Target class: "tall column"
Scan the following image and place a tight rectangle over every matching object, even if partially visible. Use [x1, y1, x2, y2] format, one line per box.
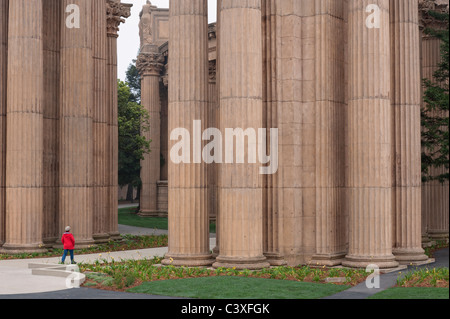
[1, 0, 46, 253]
[0, 0, 8, 247]
[106, 0, 131, 240]
[311, 0, 347, 266]
[137, 51, 164, 217]
[343, 0, 398, 269]
[262, 0, 285, 266]
[213, 0, 270, 270]
[92, 0, 110, 244]
[42, 0, 61, 247]
[59, 0, 95, 248]
[390, 0, 428, 263]
[162, 0, 214, 267]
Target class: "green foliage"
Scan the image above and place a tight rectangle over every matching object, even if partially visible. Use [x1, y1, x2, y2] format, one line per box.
[118, 79, 151, 188]
[421, 10, 449, 183]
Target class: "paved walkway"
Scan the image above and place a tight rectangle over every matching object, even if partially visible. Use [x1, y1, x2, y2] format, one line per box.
[0, 222, 447, 299]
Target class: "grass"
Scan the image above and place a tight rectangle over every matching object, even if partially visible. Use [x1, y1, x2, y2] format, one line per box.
[127, 276, 350, 299]
[368, 287, 449, 299]
[119, 206, 217, 233]
[80, 257, 370, 295]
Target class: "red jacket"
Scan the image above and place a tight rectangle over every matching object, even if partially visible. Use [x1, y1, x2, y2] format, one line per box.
[61, 232, 75, 250]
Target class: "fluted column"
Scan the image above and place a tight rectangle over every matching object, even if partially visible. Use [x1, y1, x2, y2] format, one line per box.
[343, 0, 398, 269]
[92, 0, 110, 243]
[42, 0, 61, 247]
[0, 0, 8, 248]
[1, 0, 46, 253]
[213, 0, 270, 270]
[59, 0, 95, 248]
[311, 0, 347, 266]
[390, 0, 428, 263]
[137, 51, 164, 217]
[261, 0, 285, 266]
[106, 0, 131, 240]
[162, 0, 214, 267]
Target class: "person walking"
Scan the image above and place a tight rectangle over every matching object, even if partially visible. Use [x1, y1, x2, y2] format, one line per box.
[61, 226, 76, 264]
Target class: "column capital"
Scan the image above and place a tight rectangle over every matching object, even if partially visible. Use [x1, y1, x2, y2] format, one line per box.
[106, 0, 132, 38]
[136, 52, 164, 76]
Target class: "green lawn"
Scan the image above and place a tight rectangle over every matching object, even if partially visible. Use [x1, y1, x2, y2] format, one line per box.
[368, 287, 449, 299]
[127, 276, 351, 299]
[118, 207, 216, 233]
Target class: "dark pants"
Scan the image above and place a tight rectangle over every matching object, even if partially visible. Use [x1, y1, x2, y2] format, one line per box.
[62, 249, 74, 263]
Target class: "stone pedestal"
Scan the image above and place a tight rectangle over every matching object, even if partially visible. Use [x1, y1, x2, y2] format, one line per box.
[390, 0, 428, 264]
[162, 0, 214, 267]
[1, 0, 46, 254]
[137, 51, 164, 218]
[343, 0, 398, 269]
[212, 0, 270, 270]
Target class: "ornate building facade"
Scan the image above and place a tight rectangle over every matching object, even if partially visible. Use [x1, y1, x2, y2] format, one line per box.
[0, 0, 131, 253]
[138, 0, 449, 269]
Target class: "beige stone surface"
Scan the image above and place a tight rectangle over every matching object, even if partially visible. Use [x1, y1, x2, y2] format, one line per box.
[162, 0, 214, 267]
[0, 0, 7, 247]
[213, 0, 270, 270]
[343, 0, 398, 269]
[59, 0, 95, 248]
[390, 0, 428, 264]
[2, 0, 46, 253]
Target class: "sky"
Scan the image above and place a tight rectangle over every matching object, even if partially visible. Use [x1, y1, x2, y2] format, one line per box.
[117, 0, 217, 81]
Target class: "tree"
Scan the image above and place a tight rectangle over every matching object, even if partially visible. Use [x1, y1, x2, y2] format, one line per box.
[421, 10, 449, 183]
[118, 79, 151, 201]
[125, 60, 141, 104]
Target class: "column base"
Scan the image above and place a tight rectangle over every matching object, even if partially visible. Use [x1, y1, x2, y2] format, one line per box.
[393, 247, 429, 265]
[162, 253, 215, 267]
[342, 254, 399, 269]
[0, 243, 47, 255]
[213, 255, 270, 270]
[42, 237, 58, 249]
[309, 252, 347, 267]
[93, 233, 111, 244]
[108, 231, 122, 241]
[53, 238, 96, 250]
[138, 210, 167, 218]
[264, 252, 287, 266]
[428, 231, 449, 242]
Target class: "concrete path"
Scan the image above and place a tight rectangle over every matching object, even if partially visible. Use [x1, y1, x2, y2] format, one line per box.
[324, 248, 449, 299]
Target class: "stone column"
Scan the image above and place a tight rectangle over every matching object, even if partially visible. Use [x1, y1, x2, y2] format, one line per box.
[311, 0, 347, 266]
[343, 0, 398, 269]
[1, 0, 46, 253]
[0, 0, 8, 247]
[213, 0, 270, 270]
[390, 0, 428, 263]
[42, 0, 61, 247]
[162, 0, 214, 267]
[59, 0, 95, 248]
[92, 0, 110, 243]
[106, 0, 131, 240]
[137, 51, 164, 217]
[261, 0, 285, 266]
